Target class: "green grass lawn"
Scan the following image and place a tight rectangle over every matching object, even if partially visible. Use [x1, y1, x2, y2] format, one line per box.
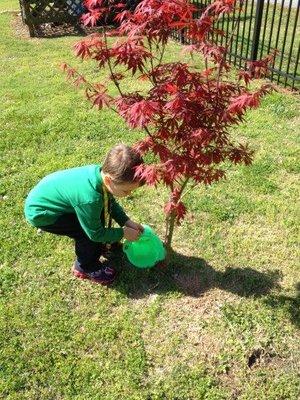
[1, 3, 300, 399]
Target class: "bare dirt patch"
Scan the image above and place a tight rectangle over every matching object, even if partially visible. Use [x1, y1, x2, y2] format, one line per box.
[11, 14, 30, 39]
[138, 289, 237, 383]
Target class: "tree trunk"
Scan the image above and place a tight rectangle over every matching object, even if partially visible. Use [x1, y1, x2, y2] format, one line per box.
[163, 178, 190, 252]
[164, 211, 176, 251]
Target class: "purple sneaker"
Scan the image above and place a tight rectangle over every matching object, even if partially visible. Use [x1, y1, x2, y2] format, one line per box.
[72, 265, 116, 285]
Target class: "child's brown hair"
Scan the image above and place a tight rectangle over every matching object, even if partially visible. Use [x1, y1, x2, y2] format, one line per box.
[102, 144, 144, 184]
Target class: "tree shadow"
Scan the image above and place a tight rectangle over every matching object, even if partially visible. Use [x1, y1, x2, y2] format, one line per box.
[34, 231, 298, 328]
[263, 282, 300, 328]
[111, 248, 282, 300]
[108, 248, 300, 328]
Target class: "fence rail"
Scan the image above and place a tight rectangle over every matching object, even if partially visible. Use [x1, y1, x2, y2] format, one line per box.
[174, 0, 300, 90]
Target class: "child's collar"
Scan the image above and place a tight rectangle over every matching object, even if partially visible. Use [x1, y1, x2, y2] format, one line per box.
[100, 169, 110, 194]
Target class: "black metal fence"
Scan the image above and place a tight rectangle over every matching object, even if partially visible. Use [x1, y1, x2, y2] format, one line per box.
[173, 0, 300, 90]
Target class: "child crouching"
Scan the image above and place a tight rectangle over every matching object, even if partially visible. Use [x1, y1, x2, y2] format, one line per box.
[24, 144, 144, 285]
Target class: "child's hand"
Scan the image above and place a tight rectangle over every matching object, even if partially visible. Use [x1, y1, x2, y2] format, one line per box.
[124, 219, 144, 233]
[123, 226, 141, 241]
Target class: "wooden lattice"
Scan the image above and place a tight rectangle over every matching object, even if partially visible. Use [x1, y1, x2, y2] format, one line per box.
[19, 0, 140, 37]
[19, 0, 86, 36]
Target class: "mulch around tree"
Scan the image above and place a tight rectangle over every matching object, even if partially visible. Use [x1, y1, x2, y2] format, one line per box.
[11, 13, 103, 39]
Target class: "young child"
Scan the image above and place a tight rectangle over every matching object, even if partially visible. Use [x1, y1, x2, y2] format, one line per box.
[24, 144, 144, 285]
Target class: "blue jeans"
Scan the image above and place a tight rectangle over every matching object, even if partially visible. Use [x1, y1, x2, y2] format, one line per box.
[40, 213, 105, 272]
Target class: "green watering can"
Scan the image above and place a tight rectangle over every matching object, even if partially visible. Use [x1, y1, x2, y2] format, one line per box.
[123, 224, 166, 268]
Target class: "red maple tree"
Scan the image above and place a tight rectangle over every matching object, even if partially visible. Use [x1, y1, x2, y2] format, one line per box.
[62, 0, 275, 249]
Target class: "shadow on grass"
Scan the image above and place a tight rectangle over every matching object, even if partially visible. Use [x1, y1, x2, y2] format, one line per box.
[113, 248, 281, 298]
[112, 249, 300, 327]
[263, 282, 300, 328]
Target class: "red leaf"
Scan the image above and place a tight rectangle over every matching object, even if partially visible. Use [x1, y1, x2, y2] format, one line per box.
[238, 70, 252, 85]
[152, 143, 172, 162]
[200, 67, 216, 78]
[247, 52, 277, 79]
[169, 21, 189, 29]
[114, 2, 126, 9]
[164, 83, 178, 94]
[228, 144, 254, 165]
[209, 0, 236, 15]
[191, 129, 214, 146]
[94, 47, 114, 68]
[84, 0, 104, 7]
[162, 159, 182, 183]
[119, 0, 195, 44]
[109, 73, 125, 81]
[86, 86, 112, 109]
[116, 98, 160, 128]
[134, 164, 160, 186]
[60, 62, 68, 71]
[114, 9, 132, 23]
[188, 16, 214, 41]
[227, 92, 261, 114]
[156, 128, 170, 140]
[65, 67, 76, 79]
[113, 40, 152, 75]
[165, 93, 187, 116]
[81, 9, 102, 26]
[73, 76, 87, 87]
[74, 40, 92, 59]
[164, 200, 187, 224]
[133, 137, 154, 155]
[138, 73, 149, 81]
[61, 63, 84, 86]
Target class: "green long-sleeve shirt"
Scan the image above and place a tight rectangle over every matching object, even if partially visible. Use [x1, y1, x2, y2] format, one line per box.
[24, 165, 129, 243]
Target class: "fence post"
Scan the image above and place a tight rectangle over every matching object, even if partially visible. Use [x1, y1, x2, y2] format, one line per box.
[250, 0, 264, 61]
[19, 0, 35, 37]
[180, 29, 185, 44]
